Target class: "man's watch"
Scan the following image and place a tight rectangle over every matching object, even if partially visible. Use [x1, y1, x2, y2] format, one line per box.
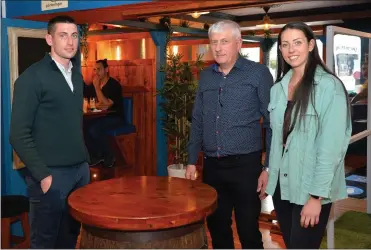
[262, 166, 269, 172]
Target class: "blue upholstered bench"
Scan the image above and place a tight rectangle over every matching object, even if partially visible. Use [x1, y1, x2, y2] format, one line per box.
[107, 97, 137, 168]
[107, 97, 136, 136]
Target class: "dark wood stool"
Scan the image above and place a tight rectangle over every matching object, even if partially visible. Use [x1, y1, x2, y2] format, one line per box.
[1, 195, 30, 249]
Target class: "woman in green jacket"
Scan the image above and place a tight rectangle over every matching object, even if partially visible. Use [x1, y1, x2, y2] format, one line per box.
[265, 22, 352, 249]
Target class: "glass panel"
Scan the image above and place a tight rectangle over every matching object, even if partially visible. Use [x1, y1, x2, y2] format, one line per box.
[268, 42, 278, 80]
[325, 26, 370, 218]
[240, 47, 260, 63]
[317, 39, 324, 61]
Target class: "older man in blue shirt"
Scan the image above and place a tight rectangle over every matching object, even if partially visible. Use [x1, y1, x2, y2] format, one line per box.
[186, 20, 273, 249]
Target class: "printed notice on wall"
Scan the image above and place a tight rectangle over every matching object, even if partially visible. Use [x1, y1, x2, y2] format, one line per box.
[42, 0, 68, 11]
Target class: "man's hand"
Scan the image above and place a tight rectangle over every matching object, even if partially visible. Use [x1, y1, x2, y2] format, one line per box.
[185, 165, 197, 180]
[257, 170, 268, 200]
[92, 76, 100, 88]
[300, 197, 322, 228]
[40, 175, 52, 194]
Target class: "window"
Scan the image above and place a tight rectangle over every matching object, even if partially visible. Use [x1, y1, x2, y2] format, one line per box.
[240, 47, 261, 63]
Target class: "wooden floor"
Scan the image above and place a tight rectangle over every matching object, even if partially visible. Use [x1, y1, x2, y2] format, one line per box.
[80, 156, 367, 249]
[75, 197, 366, 249]
[205, 218, 285, 249]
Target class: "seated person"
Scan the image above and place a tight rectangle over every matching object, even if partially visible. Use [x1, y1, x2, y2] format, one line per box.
[84, 59, 124, 168]
[351, 60, 368, 104]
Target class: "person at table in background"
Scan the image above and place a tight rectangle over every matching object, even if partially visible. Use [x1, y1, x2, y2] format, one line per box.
[351, 58, 368, 104]
[84, 59, 124, 168]
[265, 22, 352, 249]
[185, 20, 273, 249]
[9, 15, 90, 249]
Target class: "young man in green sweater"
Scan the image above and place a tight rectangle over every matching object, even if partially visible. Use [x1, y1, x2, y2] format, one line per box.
[10, 15, 90, 249]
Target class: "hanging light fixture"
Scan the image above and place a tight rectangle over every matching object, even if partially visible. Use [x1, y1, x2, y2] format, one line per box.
[190, 11, 209, 19]
[256, 6, 275, 30]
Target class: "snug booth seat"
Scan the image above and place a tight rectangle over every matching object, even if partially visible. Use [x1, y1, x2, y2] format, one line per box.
[107, 97, 137, 169]
[107, 97, 136, 136]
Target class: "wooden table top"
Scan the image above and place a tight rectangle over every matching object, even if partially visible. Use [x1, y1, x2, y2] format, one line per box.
[83, 110, 113, 118]
[68, 176, 217, 231]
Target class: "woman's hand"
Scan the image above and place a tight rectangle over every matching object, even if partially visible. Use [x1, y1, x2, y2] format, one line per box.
[300, 197, 322, 228]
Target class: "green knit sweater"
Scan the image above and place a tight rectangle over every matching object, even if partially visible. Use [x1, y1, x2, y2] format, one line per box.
[10, 54, 89, 182]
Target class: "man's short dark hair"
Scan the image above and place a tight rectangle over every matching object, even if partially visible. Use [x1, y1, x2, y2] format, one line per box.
[47, 15, 76, 34]
[96, 59, 109, 68]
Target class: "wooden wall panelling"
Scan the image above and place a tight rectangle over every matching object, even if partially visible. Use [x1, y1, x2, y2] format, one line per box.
[144, 64, 156, 176]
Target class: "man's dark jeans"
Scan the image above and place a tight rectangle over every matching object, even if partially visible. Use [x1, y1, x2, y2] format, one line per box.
[22, 162, 90, 249]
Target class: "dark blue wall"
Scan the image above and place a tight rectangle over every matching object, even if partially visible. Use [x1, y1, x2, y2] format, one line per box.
[1, 18, 49, 196]
[6, 1, 152, 18]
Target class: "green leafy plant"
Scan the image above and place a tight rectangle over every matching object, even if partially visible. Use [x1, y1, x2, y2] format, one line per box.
[159, 16, 173, 57]
[79, 23, 89, 66]
[157, 53, 204, 167]
[239, 51, 249, 58]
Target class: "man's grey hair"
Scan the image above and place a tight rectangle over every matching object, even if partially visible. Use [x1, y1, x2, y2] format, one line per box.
[208, 20, 242, 39]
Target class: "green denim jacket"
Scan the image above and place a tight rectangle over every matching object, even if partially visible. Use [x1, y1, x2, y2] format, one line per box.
[265, 66, 352, 205]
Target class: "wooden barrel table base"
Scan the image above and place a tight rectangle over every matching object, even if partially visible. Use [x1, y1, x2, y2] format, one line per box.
[68, 176, 217, 249]
[80, 221, 208, 249]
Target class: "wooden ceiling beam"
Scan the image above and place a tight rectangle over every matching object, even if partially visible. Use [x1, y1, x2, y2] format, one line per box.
[18, 0, 295, 24]
[101, 20, 163, 30]
[168, 14, 229, 25]
[87, 32, 152, 42]
[239, 10, 371, 27]
[88, 28, 146, 36]
[169, 38, 209, 46]
[241, 25, 324, 36]
[236, 3, 371, 22]
[167, 11, 237, 24]
[120, 0, 296, 18]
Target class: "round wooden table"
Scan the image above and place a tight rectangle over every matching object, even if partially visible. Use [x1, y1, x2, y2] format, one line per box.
[68, 176, 217, 249]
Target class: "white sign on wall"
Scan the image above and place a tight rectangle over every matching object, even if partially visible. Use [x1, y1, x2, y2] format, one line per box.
[333, 34, 361, 92]
[41, 0, 68, 11]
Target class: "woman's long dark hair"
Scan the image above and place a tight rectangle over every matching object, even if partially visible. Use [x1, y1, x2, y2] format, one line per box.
[276, 22, 350, 131]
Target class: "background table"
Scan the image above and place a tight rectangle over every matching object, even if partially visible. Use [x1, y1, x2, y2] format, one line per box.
[68, 176, 217, 249]
[83, 110, 114, 119]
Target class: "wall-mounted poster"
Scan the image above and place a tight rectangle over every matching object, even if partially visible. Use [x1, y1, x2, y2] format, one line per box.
[333, 34, 361, 92]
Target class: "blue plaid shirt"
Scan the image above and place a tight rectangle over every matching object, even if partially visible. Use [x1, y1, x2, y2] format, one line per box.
[188, 56, 273, 167]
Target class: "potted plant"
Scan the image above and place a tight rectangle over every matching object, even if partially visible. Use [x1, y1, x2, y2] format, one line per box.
[157, 53, 204, 178]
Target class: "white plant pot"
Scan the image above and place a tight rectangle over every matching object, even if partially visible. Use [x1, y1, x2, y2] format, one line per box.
[167, 164, 186, 179]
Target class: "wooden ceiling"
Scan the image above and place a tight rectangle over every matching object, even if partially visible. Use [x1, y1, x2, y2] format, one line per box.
[19, 1, 294, 24]
[18, 0, 371, 38]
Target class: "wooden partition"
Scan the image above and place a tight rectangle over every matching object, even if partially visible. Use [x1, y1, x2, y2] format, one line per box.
[82, 59, 156, 176]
